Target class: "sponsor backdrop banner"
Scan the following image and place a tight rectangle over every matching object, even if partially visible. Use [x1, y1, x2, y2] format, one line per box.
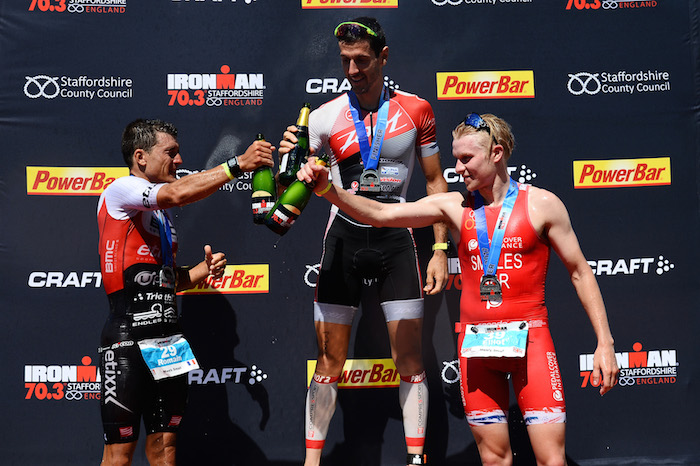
[1, 1, 698, 465]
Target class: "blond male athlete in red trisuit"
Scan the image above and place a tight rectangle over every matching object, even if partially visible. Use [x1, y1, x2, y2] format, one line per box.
[298, 113, 618, 466]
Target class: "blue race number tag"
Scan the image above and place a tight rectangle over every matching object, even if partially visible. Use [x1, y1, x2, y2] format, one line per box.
[460, 321, 528, 358]
[137, 334, 199, 380]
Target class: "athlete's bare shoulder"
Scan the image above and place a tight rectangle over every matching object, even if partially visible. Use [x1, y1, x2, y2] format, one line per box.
[526, 185, 571, 235]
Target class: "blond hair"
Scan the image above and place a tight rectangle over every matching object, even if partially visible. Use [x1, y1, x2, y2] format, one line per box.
[452, 113, 515, 161]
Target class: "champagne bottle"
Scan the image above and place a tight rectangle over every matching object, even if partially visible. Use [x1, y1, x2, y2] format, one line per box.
[264, 153, 329, 236]
[278, 103, 311, 187]
[251, 133, 277, 224]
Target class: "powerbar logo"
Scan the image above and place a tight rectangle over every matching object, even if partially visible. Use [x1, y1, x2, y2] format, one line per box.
[580, 342, 678, 388]
[567, 70, 669, 96]
[25, 356, 101, 401]
[167, 65, 264, 108]
[573, 157, 670, 188]
[302, 0, 398, 8]
[307, 358, 401, 388]
[178, 264, 269, 295]
[565, 0, 657, 10]
[188, 365, 268, 386]
[27, 167, 128, 195]
[28, 0, 127, 14]
[437, 71, 534, 100]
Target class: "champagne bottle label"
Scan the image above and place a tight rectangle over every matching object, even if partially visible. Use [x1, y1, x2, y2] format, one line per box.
[265, 203, 300, 235]
[251, 133, 276, 224]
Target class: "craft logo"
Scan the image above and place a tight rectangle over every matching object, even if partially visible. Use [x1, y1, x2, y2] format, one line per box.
[307, 359, 401, 388]
[580, 341, 678, 389]
[431, 0, 533, 5]
[25, 356, 101, 401]
[437, 71, 534, 100]
[167, 65, 264, 108]
[188, 365, 268, 386]
[567, 70, 670, 96]
[573, 157, 670, 188]
[24, 75, 133, 100]
[588, 255, 674, 276]
[444, 164, 537, 185]
[565, 0, 657, 10]
[178, 264, 269, 295]
[27, 167, 128, 195]
[28, 0, 127, 14]
[28, 271, 102, 288]
[302, 0, 398, 9]
[306, 75, 400, 95]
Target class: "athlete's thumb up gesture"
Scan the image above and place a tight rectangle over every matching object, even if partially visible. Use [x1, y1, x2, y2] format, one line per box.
[204, 245, 227, 279]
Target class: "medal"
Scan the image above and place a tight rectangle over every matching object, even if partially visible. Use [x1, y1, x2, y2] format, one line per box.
[479, 275, 502, 301]
[159, 265, 176, 289]
[359, 168, 381, 193]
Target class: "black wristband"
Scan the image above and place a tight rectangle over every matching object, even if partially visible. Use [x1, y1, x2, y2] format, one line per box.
[226, 155, 244, 179]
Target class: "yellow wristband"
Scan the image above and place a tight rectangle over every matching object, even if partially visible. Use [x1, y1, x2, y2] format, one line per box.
[315, 182, 332, 197]
[432, 242, 448, 251]
[221, 161, 234, 180]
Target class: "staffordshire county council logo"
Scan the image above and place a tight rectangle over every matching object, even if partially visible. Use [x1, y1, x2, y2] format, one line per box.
[302, 0, 398, 8]
[24, 75, 133, 100]
[567, 70, 670, 96]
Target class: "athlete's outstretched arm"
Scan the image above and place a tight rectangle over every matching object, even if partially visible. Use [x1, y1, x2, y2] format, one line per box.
[297, 158, 459, 231]
[536, 189, 619, 395]
[157, 140, 274, 209]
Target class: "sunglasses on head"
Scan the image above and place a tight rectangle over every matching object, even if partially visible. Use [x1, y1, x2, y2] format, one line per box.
[334, 21, 378, 38]
[464, 113, 491, 134]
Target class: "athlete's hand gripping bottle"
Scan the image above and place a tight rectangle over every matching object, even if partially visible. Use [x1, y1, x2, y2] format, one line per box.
[278, 103, 311, 187]
[264, 153, 329, 236]
[251, 133, 277, 224]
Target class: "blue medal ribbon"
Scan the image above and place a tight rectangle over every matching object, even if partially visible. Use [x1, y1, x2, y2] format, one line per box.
[474, 178, 519, 277]
[347, 86, 390, 170]
[156, 210, 174, 267]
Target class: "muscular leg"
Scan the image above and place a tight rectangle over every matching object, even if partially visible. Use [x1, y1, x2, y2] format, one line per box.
[304, 321, 352, 466]
[144, 432, 177, 466]
[470, 424, 513, 466]
[526, 423, 567, 466]
[101, 442, 137, 466]
[387, 318, 428, 458]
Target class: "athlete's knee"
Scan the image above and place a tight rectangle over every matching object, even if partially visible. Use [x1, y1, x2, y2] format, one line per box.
[101, 443, 136, 466]
[315, 351, 347, 375]
[145, 433, 177, 466]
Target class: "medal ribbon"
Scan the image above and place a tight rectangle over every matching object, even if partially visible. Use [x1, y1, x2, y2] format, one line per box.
[347, 86, 390, 170]
[474, 178, 519, 277]
[156, 210, 174, 267]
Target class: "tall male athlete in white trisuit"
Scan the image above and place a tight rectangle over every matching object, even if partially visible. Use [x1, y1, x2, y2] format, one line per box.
[279, 17, 448, 466]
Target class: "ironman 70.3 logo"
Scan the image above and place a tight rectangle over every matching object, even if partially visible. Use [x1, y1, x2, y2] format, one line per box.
[24, 356, 101, 401]
[167, 65, 265, 108]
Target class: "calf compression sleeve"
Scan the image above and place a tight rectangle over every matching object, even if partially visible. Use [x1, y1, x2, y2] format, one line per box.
[305, 375, 339, 450]
[399, 371, 428, 449]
